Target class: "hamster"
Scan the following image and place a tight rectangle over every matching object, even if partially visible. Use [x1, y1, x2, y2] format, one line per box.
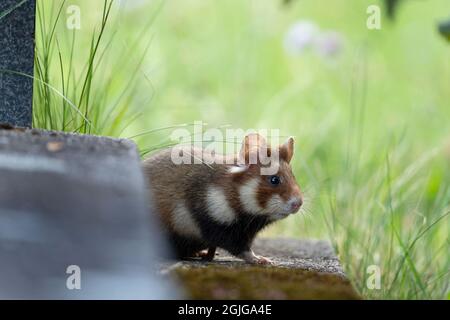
[142, 133, 303, 264]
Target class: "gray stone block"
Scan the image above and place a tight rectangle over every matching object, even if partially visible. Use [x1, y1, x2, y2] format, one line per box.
[0, 128, 177, 299]
[0, 0, 36, 127]
[163, 238, 361, 299]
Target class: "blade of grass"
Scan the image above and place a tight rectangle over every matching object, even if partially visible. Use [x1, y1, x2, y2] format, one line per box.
[385, 154, 429, 298]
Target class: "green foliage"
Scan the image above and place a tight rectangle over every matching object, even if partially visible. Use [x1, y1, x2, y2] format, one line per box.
[33, 0, 449, 299]
[33, 0, 157, 135]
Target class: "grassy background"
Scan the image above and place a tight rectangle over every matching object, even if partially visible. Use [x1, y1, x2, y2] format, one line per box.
[32, 0, 449, 299]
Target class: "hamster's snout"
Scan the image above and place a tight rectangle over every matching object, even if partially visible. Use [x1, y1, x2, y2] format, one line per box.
[287, 197, 303, 213]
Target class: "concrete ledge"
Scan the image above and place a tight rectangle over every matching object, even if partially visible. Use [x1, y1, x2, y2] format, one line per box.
[162, 238, 361, 300]
[0, 127, 176, 299]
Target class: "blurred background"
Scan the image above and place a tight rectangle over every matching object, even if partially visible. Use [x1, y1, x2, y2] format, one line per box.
[33, 0, 449, 299]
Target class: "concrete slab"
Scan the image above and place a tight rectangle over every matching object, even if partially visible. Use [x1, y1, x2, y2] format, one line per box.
[0, 128, 177, 299]
[162, 238, 361, 299]
[0, 0, 36, 127]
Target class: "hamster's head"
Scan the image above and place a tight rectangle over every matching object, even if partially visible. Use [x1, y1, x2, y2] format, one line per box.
[229, 133, 303, 220]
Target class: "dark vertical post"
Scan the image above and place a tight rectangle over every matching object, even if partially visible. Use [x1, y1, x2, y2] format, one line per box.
[0, 0, 36, 128]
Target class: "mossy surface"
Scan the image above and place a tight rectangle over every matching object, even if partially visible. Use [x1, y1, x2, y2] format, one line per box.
[162, 238, 361, 299]
[174, 265, 361, 300]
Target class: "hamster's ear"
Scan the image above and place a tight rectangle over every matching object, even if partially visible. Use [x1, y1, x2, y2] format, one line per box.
[239, 133, 270, 165]
[279, 137, 294, 163]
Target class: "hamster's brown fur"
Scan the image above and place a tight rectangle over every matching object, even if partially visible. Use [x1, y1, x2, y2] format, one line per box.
[142, 133, 303, 264]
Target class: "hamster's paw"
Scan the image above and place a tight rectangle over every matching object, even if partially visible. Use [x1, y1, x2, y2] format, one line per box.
[254, 255, 274, 265]
[195, 247, 217, 261]
[238, 250, 274, 265]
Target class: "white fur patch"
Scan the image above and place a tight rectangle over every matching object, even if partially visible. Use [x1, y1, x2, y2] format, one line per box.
[265, 194, 285, 214]
[206, 186, 236, 224]
[171, 202, 202, 239]
[239, 178, 264, 214]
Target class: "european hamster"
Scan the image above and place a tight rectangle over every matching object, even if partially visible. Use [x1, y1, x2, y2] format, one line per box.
[142, 133, 303, 264]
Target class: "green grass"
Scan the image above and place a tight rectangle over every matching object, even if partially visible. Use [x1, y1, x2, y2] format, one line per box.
[32, 0, 449, 299]
[33, 0, 159, 135]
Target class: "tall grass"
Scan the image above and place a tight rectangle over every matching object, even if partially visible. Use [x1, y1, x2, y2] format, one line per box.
[33, 0, 156, 136]
[33, 0, 449, 299]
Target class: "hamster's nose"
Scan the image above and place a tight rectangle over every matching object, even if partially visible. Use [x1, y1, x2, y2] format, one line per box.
[288, 198, 303, 213]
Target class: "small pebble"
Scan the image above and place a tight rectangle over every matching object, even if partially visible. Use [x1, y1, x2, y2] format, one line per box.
[46, 141, 64, 152]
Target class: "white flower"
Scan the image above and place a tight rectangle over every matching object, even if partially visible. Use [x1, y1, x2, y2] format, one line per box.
[314, 31, 343, 57]
[283, 21, 318, 55]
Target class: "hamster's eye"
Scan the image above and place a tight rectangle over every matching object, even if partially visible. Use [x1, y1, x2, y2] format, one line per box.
[269, 175, 281, 186]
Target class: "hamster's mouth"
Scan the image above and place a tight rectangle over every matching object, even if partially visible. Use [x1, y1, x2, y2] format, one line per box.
[271, 212, 292, 220]
[271, 206, 302, 220]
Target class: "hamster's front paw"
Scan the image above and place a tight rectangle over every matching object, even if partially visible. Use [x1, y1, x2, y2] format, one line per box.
[253, 255, 274, 265]
[238, 250, 274, 265]
[195, 247, 217, 261]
